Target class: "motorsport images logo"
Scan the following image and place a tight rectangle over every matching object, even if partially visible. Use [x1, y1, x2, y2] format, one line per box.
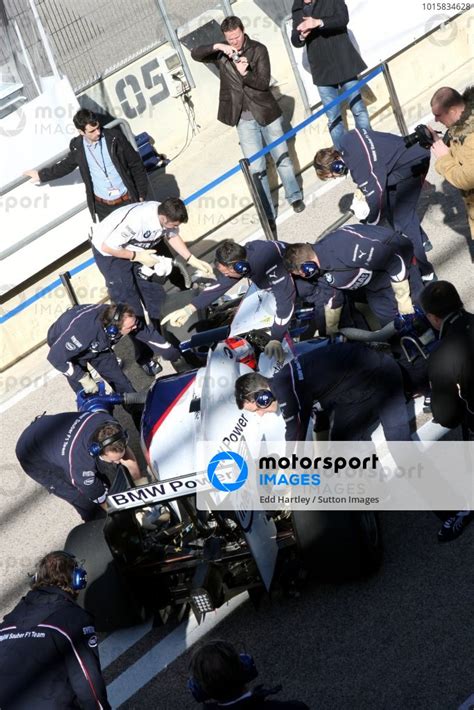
[207, 451, 249, 492]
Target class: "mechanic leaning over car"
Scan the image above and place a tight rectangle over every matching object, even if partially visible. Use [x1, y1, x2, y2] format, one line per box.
[283, 223, 424, 332]
[16, 411, 141, 521]
[47, 302, 180, 388]
[91, 197, 214, 373]
[0, 550, 111, 710]
[162, 238, 357, 362]
[314, 126, 436, 281]
[235, 340, 412, 442]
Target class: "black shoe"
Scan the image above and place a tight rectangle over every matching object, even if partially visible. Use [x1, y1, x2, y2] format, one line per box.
[141, 359, 163, 377]
[423, 239, 433, 252]
[291, 199, 306, 213]
[437, 511, 474, 542]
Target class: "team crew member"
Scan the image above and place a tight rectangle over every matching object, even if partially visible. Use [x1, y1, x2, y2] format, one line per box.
[283, 224, 423, 330]
[235, 342, 411, 442]
[0, 550, 110, 710]
[314, 128, 435, 279]
[420, 280, 474, 542]
[188, 640, 309, 709]
[163, 239, 296, 363]
[47, 303, 180, 388]
[24, 108, 148, 221]
[16, 412, 141, 521]
[91, 198, 213, 327]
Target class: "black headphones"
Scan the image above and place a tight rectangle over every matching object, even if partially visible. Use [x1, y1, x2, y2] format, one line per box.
[33, 551, 87, 592]
[105, 304, 127, 337]
[251, 389, 275, 409]
[88, 424, 128, 457]
[188, 652, 258, 703]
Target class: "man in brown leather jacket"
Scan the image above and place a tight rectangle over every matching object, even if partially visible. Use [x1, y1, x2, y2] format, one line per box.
[191, 15, 304, 226]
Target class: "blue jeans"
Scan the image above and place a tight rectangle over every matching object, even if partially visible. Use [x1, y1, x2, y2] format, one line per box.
[237, 116, 302, 219]
[318, 79, 371, 151]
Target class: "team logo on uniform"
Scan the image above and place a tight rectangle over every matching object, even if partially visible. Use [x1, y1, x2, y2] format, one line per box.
[324, 273, 334, 284]
[90, 341, 100, 352]
[65, 341, 76, 351]
[88, 635, 98, 648]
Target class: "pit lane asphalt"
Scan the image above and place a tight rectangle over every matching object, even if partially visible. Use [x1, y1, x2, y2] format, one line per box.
[1, 159, 473, 709]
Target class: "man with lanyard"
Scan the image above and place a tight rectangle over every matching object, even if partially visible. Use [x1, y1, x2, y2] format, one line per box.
[24, 108, 148, 221]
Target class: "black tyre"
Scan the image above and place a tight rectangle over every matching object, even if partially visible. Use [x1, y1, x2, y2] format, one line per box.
[292, 510, 383, 581]
[65, 518, 148, 631]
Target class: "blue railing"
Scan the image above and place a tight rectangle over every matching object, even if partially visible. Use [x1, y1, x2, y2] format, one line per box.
[0, 65, 384, 325]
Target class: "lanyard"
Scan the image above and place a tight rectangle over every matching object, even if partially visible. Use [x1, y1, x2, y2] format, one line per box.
[86, 137, 115, 187]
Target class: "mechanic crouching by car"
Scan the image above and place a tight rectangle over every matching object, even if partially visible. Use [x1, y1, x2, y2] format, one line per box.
[188, 640, 309, 709]
[91, 198, 214, 371]
[0, 550, 111, 710]
[16, 411, 141, 521]
[314, 127, 435, 281]
[235, 340, 412, 442]
[283, 224, 423, 330]
[420, 280, 474, 542]
[47, 302, 180, 388]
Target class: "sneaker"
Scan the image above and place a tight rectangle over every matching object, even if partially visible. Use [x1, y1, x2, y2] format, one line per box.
[437, 510, 474, 543]
[423, 239, 433, 252]
[141, 359, 163, 377]
[291, 199, 306, 213]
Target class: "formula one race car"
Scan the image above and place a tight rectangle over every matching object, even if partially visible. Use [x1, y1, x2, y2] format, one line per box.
[65, 289, 383, 631]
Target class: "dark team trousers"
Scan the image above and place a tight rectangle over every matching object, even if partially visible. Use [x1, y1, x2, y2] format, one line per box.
[69, 351, 135, 394]
[385, 171, 434, 278]
[330, 352, 411, 441]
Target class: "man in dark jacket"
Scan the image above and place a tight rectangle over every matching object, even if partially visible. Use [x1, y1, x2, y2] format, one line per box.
[235, 341, 411, 442]
[291, 0, 370, 150]
[191, 16, 304, 224]
[16, 411, 141, 520]
[24, 108, 148, 221]
[314, 128, 435, 279]
[283, 224, 423, 330]
[47, 302, 180, 390]
[0, 550, 110, 709]
[189, 640, 309, 709]
[420, 280, 474, 541]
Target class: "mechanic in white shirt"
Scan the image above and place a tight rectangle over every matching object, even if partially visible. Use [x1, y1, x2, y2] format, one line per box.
[91, 198, 214, 368]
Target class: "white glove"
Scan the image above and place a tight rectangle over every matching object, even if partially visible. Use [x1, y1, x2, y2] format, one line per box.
[324, 305, 343, 335]
[391, 280, 414, 315]
[78, 373, 98, 394]
[161, 304, 196, 328]
[153, 256, 173, 277]
[350, 193, 370, 221]
[131, 250, 160, 267]
[264, 340, 285, 364]
[187, 255, 215, 280]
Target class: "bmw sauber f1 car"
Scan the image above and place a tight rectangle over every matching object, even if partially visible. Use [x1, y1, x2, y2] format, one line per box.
[65, 287, 383, 631]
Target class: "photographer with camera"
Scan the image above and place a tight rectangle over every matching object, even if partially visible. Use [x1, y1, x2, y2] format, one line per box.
[429, 86, 474, 251]
[0, 551, 110, 709]
[314, 127, 435, 281]
[191, 16, 304, 228]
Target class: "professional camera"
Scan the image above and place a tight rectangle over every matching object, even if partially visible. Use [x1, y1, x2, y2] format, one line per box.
[403, 124, 437, 150]
[231, 50, 241, 62]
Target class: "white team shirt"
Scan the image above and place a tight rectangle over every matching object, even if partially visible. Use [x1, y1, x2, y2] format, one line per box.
[91, 201, 178, 256]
